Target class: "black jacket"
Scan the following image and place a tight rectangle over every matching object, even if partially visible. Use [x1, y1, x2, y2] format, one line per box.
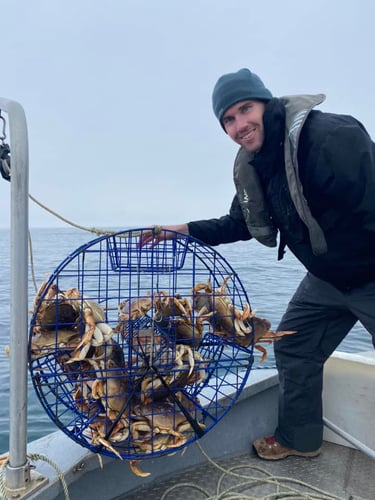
[188, 99, 375, 290]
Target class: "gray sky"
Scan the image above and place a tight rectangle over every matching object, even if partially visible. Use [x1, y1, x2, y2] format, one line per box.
[1, 0, 374, 229]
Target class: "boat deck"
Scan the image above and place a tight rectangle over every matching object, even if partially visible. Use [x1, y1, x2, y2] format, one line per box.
[25, 363, 375, 500]
[121, 441, 375, 500]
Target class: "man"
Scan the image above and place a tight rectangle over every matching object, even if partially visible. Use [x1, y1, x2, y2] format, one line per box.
[141, 68, 375, 460]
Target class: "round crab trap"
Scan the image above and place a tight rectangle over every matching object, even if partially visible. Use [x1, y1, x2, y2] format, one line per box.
[28, 228, 255, 465]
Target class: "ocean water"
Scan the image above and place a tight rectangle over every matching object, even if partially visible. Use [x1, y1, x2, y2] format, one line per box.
[0, 227, 373, 454]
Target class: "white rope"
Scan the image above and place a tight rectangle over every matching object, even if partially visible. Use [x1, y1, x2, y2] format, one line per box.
[159, 442, 345, 500]
[0, 453, 70, 500]
[27, 193, 151, 294]
[28, 193, 117, 236]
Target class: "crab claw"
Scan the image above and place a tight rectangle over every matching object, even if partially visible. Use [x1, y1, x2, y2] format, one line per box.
[91, 379, 105, 399]
[234, 318, 252, 335]
[255, 345, 269, 364]
[94, 437, 123, 460]
[129, 459, 151, 477]
[175, 345, 195, 377]
[65, 342, 92, 363]
[254, 329, 297, 363]
[255, 330, 297, 342]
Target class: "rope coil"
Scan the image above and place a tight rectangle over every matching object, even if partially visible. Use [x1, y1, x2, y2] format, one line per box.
[0, 453, 69, 500]
[157, 442, 345, 500]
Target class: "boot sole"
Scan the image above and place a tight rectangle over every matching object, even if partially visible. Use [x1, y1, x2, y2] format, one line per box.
[254, 447, 321, 460]
[253, 438, 321, 461]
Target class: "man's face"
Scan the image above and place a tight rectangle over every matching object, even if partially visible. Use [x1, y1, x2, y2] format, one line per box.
[221, 100, 266, 153]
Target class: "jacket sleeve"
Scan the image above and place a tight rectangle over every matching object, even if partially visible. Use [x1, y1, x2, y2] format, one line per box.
[187, 195, 252, 245]
[309, 122, 375, 232]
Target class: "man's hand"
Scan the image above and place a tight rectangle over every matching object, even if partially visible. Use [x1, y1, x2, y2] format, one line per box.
[138, 224, 189, 248]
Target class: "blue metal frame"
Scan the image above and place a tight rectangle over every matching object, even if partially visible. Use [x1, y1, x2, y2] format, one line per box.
[29, 228, 254, 461]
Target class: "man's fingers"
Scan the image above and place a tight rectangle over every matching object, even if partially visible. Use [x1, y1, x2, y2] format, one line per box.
[138, 227, 163, 248]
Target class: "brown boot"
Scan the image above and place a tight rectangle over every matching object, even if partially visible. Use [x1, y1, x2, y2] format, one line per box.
[253, 435, 321, 460]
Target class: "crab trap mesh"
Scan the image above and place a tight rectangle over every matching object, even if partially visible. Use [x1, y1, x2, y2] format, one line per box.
[28, 228, 255, 461]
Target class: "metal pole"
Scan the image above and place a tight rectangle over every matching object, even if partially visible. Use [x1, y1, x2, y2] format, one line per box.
[0, 98, 31, 490]
[323, 417, 375, 461]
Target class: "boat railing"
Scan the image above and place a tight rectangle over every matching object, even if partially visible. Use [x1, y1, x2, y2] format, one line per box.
[0, 98, 47, 497]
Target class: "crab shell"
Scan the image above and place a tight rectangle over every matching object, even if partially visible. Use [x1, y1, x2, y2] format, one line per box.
[154, 292, 205, 346]
[193, 278, 253, 345]
[131, 401, 199, 439]
[118, 296, 153, 323]
[90, 341, 131, 416]
[30, 328, 81, 359]
[32, 283, 80, 333]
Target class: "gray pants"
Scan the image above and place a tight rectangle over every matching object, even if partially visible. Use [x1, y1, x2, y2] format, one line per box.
[274, 272, 375, 452]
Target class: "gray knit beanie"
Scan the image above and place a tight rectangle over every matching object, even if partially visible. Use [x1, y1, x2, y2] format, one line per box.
[212, 68, 273, 124]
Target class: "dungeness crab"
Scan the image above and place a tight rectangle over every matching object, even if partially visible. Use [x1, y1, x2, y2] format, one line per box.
[31, 282, 113, 362]
[192, 276, 296, 362]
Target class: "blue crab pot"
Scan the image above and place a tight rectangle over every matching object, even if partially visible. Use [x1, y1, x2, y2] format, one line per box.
[29, 228, 254, 460]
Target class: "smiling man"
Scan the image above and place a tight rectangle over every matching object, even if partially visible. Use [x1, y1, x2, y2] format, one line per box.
[221, 100, 266, 152]
[140, 68, 375, 461]
[214, 69, 271, 153]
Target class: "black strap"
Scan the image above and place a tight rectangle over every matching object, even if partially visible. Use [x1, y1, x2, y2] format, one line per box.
[0, 143, 11, 181]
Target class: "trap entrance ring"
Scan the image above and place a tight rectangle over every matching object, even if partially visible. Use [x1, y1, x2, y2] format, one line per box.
[28, 228, 254, 461]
